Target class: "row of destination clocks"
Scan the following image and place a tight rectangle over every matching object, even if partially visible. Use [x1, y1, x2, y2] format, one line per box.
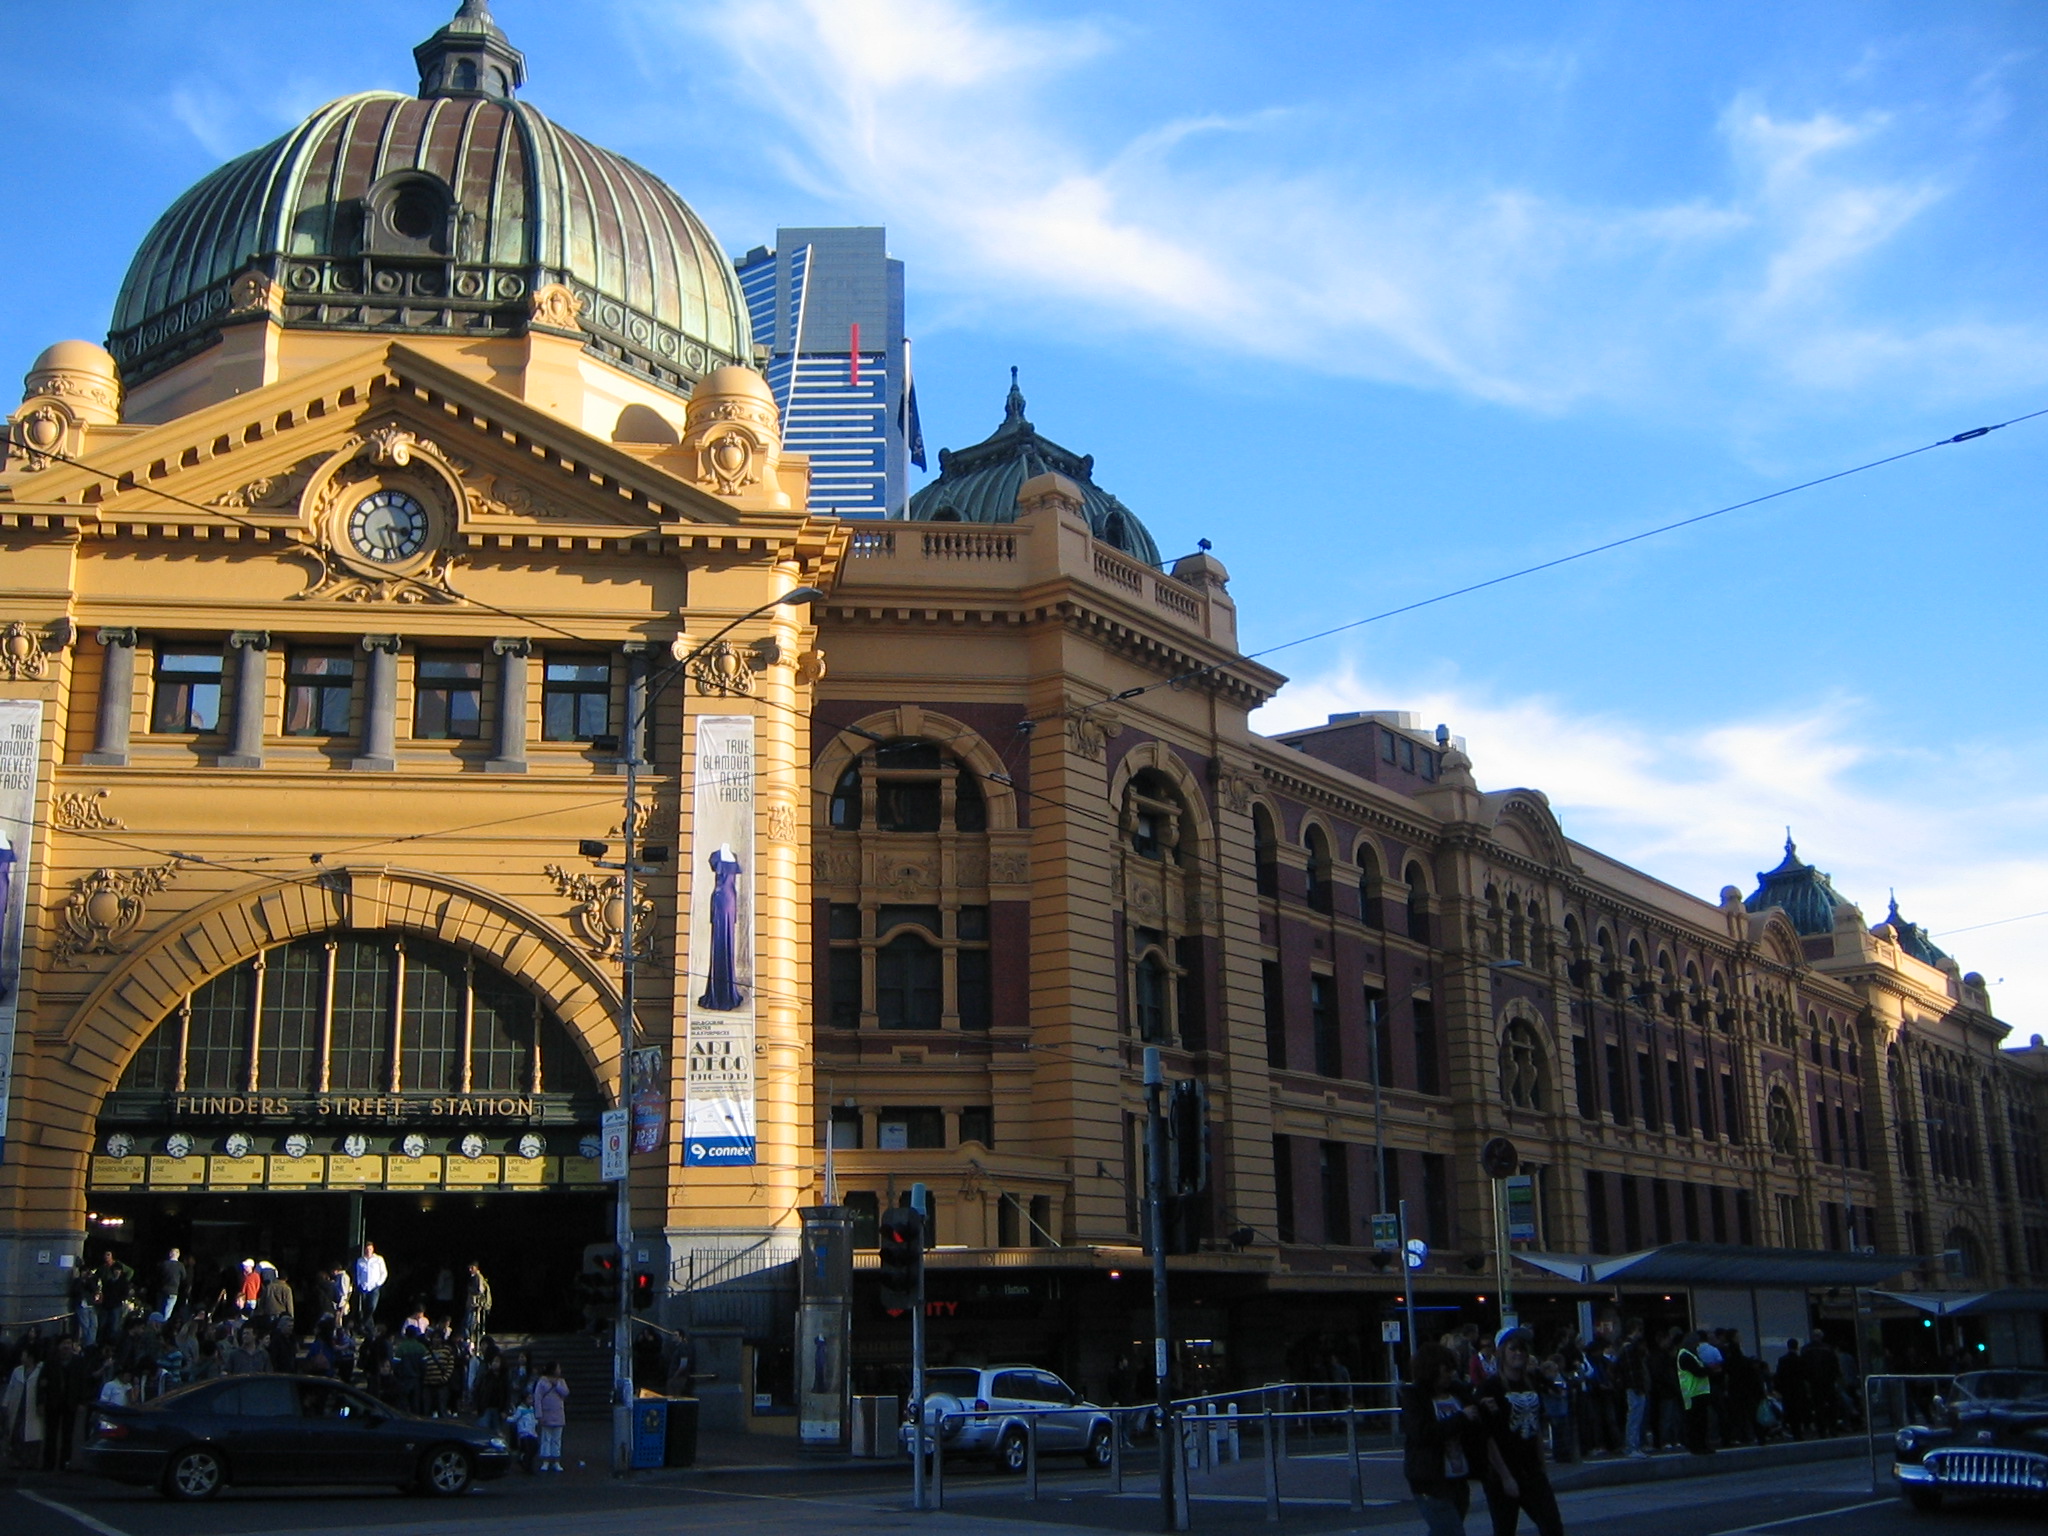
[102, 1131, 603, 1162]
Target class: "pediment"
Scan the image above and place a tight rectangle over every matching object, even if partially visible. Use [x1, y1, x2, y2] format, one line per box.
[1, 341, 757, 534]
[1481, 790, 1577, 871]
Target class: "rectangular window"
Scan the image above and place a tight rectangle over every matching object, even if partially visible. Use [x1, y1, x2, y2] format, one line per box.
[997, 1194, 1021, 1248]
[1366, 988, 1390, 1087]
[184, 964, 254, 1092]
[1620, 1175, 1643, 1250]
[1319, 1141, 1352, 1246]
[413, 655, 483, 739]
[1836, 1105, 1851, 1170]
[1029, 1195, 1054, 1248]
[399, 946, 465, 1094]
[1377, 1144, 1402, 1221]
[845, 1191, 880, 1249]
[1681, 1182, 1700, 1242]
[1710, 1186, 1728, 1244]
[1636, 1049, 1660, 1131]
[1262, 961, 1287, 1070]
[1606, 1043, 1629, 1126]
[958, 1106, 994, 1147]
[1586, 1170, 1611, 1254]
[1736, 1188, 1756, 1246]
[827, 948, 862, 1029]
[1695, 1064, 1716, 1140]
[471, 977, 534, 1092]
[876, 1107, 945, 1149]
[1380, 728, 1397, 764]
[1854, 1109, 1868, 1170]
[1175, 936, 1206, 1051]
[1273, 1135, 1296, 1243]
[1652, 1179, 1673, 1244]
[1574, 1036, 1598, 1120]
[327, 938, 394, 1092]
[1311, 975, 1341, 1078]
[1414, 997, 1440, 1095]
[151, 646, 224, 733]
[283, 649, 354, 736]
[541, 655, 611, 741]
[828, 1107, 863, 1149]
[1721, 1070, 1743, 1144]
[957, 948, 993, 1031]
[1134, 952, 1169, 1043]
[1815, 1101, 1833, 1163]
[256, 944, 324, 1093]
[1823, 1202, 1841, 1250]
[875, 937, 942, 1029]
[1422, 1151, 1451, 1248]
[1666, 1059, 1689, 1136]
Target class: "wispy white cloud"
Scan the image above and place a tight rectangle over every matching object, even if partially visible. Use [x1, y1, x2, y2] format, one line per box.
[1254, 662, 2048, 1032]
[638, 0, 2042, 414]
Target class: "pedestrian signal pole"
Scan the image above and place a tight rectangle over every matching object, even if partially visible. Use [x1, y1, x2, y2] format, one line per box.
[879, 1196, 927, 1509]
[1145, 1047, 1185, 1531]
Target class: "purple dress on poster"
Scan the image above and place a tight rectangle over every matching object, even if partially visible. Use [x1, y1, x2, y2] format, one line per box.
[0, 834, 16, 1005]
[698, 844, 745, 1011]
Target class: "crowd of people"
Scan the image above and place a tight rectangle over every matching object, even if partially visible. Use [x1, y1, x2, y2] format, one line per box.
[1398, 1318, 1867, 1534]
[0, 1242, 575, 1475]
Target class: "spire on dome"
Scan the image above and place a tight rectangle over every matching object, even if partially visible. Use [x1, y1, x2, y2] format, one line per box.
[415, 0, 527, 99]
[1001, 366, 1029, 430]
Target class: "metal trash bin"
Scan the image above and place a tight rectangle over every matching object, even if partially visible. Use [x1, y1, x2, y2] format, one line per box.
[665, 1396, 699, 1467]
[630, 1397, 669, 1470]
[850, 1394, 901, 1458]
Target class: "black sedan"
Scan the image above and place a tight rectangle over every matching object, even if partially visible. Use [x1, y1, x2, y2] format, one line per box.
[1894, 1370, 2048, 1512]
[82, 1374, 512, 1500]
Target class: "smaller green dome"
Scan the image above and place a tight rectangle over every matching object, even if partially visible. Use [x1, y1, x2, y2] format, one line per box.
[1882, 896, 1950, 967]
[905, 371, 1162, 566]
[1744, 836, 1849, 936]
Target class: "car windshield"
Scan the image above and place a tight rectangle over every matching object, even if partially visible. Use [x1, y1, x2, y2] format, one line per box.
[138, 1378, 230, 1411]
[1959, 1372, 2048, 1405]
[925, 1370, 982, 1399]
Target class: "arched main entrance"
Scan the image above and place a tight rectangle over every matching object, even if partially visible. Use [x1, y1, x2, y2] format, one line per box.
[87, 928, 612, 1331]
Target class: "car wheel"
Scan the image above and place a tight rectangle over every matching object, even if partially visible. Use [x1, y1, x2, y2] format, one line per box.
[997, 1427, 1030, 1474]
[1901, 1488, 1942, 1513]
[1085, 1423, 1114, 1469]
[420, 1446, 474, 1497]
[162, 1446, 226, 1501]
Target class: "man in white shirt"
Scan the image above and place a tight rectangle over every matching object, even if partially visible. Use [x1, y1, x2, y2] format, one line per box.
[354, 1242, 388, 1329]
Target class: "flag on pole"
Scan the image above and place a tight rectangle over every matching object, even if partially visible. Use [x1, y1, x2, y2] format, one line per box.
[898, 337, 926, 471]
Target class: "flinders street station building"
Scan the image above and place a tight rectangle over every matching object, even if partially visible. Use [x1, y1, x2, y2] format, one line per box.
[2, 4, 2044, 1421]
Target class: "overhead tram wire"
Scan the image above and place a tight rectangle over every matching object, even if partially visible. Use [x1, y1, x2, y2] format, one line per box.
[1094, 404, 2048, 709]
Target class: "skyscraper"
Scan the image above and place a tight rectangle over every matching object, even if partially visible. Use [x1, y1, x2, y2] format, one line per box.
[736, 227, 919, 517]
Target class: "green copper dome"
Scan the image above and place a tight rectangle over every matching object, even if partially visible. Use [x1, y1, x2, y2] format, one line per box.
[905, 371, 1163, 566]
[108, 2, 748, 395]
[1744, 837, 1850, 936]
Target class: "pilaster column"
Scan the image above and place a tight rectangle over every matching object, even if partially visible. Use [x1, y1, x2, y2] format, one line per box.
[219, 630, 271, 768]
[83, 627, 138, 766]
[485, 637, 531, 774]
[352, 635, 400, 772]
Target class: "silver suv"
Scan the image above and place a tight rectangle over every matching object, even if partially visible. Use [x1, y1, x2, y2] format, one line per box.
[921, 1366, 1116, 1472]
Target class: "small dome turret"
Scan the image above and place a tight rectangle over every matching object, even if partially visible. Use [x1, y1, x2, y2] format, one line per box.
[1744, 834, 1852, 936]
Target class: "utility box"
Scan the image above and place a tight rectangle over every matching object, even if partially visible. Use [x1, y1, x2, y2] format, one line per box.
[849, 1394, 901, 1459]
[630, 1397, 668, 1470]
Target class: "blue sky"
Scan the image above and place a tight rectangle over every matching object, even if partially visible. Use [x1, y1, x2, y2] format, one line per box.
[3, 1, 2045, 1024]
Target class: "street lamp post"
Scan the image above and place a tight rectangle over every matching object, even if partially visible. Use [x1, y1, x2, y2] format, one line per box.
[584, 584, 824, 1474]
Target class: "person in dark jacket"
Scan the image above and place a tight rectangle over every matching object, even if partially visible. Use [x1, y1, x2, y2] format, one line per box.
[1402, 1341, 1480, 1535]
[1802, 1334, 1843, 1435]
[1477, 1328, 1566, 1536]
[1774, 1340, 1811, 1440]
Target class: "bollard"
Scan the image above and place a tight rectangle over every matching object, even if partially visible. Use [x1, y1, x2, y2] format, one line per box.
[1228, 1400, 1242, 1462]
[930, 1413, 945, 1511]
[1346, 1405, 1363, 1512]
[1109, 1411, 1123, 1495]
[1199, 1403, 1213, 1474]
[1263, 1397, 1280, 1524]
[1025, 1416, 1039, 1502]
[1277, 1391, 1289, 1462]
[1171, 1408, 1191, 1533]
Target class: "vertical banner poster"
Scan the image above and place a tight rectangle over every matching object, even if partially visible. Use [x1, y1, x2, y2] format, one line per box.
[1504, 1173, 1537, 1243]
[685, 715, 756, 1167]
[797, 1207, 854, 1447]
[0, 701, 41, 1165]
[629, 1045, 665, 1154]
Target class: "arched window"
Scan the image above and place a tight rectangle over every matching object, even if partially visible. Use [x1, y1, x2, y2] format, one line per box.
[1403, 861, 1431, 945]
[1499, 1021, 1548, 1110]
[875, 933, 943, 1030]
[1356, 842, 1382, 930]
[1767, 1086, 1800, 1155]
[1253, 806, 1279, 897]
[829, 735, 991, 835]
[115, 932, 599, 1099]
[1304, 826, 1333, 913]
[1124, 768, 1192, 866]
[1944, 1226, 1986, 1281]
[829, 762, 862, 828]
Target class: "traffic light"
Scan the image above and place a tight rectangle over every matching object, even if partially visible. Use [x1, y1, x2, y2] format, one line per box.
[578, 1247, 619, 1319]
[1168, 1079, 1208, 1195]
[631, 1270, 656, 1310]
[877, 1204, 925, 1313]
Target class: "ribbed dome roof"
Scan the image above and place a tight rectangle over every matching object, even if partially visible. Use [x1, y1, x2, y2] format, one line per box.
[1744, 836, 1849, 936]
[108, 4, 747, 395]
[905, 371, 1162, 566]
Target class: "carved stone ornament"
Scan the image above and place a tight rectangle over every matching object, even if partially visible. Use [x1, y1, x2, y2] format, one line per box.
[990, 851, 1031, 885]
[292, 428, 468, 605]
[1218, 773, 1256, 815]
[679, 370, 786, 506]
[211, 453, 323, 511]
[10, 403, 69, 471]
[228, 269, 283, 319]
[955, 850, 990, 887]
[55, 861, 181, 963]
[1064, 704, 1123, 762]
[765, 802, 796, 844]
[795, 648, 829, 686]
[24, 373, 118, 414]
[814, 848, 860, 885]
[0, 620, 49, 680]
[51, 789, 123, 832]
[883, 858, 934, 899]
[543, 864, 655, 962]
[686, 639, 754, 696]
[529, 282, 587, 333]
[462, 466, 579, 522]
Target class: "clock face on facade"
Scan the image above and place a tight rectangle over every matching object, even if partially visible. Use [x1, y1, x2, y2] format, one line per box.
[346, 489, 431, 563]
